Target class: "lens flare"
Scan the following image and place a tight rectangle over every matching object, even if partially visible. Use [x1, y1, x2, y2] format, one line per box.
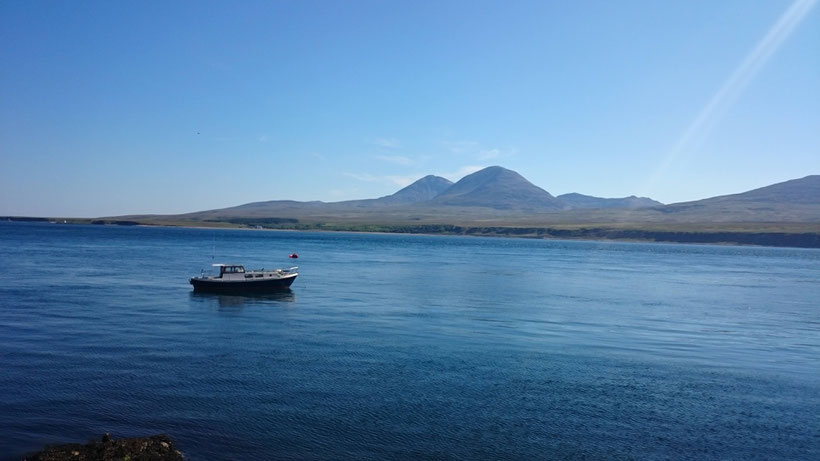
[645, 0, 817, 195]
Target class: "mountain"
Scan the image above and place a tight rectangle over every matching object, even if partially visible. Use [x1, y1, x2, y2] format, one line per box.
[374, 175, 453, 205]
[558, 193, 663, 209]
[430, 166, 564, 210]
[675, 175, 820, 205]
[133, 169, 819, 228]
[659, 175, 820, 222]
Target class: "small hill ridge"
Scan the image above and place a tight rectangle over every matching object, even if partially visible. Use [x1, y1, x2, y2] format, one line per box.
[670, 175, 820, 206]
[557, 193, 663, 209]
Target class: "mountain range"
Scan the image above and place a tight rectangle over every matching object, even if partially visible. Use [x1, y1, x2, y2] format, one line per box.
[183, 166, 817, 219]
[201, 166, 664, 215]
[366, 166, 662, 210]
[113, 166, 819, 247]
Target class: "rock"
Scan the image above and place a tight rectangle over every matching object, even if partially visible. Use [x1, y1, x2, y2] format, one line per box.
[22, 434, 184, 460]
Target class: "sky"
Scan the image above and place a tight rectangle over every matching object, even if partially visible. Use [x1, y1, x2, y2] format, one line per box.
[1, 0, 818, 217]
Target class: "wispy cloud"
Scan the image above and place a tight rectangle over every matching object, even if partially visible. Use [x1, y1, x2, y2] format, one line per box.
[369, 137, 401, 149]
[478, 149, 501, 160]
[442, 140, 479, 154]
[438, 165, 486, 182]
[343, 172, 381, 183]
[374, 154, 415, 166]
[647, 0, 817, 189]
[311, 152, 327, 161]
[343, 164, 489, 191]
[478, 148, 519, 161]
[385, 175, 422, 187]
[442, 140, 516, 162]
[258, 134, 269, 143]
[344, 172, 423, 188]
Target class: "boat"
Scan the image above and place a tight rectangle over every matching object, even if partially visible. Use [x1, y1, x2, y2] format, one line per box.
[189, 264, 298, 293]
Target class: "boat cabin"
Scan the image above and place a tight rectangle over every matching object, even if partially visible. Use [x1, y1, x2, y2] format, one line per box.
[214, 264, 246, 280]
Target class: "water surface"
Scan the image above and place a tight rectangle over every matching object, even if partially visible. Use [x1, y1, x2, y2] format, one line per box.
[1, 222, 818, 459]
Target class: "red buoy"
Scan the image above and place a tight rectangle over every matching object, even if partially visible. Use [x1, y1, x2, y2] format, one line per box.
[289, 253, 299, 259]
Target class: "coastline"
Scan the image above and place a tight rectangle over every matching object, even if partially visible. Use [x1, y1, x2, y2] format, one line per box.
[3, 216, 819, 249]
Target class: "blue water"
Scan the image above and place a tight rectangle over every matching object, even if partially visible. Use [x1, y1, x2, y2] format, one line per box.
[1, 222, 818, 460]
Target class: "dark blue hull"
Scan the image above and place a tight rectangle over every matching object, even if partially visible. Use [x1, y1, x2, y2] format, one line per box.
[189, 274, 297, 293]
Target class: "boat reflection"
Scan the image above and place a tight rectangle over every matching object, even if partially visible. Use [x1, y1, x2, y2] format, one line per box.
[190, 289, 296, 308]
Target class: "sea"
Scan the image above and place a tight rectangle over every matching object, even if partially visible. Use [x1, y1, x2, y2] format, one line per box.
[0, 222, 818, 460]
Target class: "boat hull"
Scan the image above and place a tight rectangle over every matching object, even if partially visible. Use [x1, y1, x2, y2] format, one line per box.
[189, 274, 297, 293]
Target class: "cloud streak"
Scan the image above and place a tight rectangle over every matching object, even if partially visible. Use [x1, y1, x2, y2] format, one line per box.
[385, 175, 422, 187]
[344, 165, 485, 189]
[437, 165, 486, 182]
[343, 172, 381, 183]
[478, 149, 501, 160]
[369, 137, 401, 149]
[374, 154, 415, 166]
[442, 140, 480, 154]
[343, 172, 419, 187]
[442, 140, 516, 162]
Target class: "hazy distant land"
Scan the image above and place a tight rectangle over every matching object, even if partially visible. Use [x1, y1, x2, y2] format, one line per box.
[7, 167, 820, 248]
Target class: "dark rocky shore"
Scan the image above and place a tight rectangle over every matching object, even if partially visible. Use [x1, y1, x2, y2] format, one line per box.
[22, 434, 183, 461]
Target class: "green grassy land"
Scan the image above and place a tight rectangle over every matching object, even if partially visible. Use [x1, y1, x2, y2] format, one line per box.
[112, 216, 820, 248]
[7, 212, 819, 248]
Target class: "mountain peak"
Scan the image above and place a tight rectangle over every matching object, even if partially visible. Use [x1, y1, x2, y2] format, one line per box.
[431, 166, 563, 210]
[376, 175, 453, 205]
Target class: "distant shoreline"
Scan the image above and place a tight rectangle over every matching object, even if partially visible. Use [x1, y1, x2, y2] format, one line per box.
[3, 216, 820, 249]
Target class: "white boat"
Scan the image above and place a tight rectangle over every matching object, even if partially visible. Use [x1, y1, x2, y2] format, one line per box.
[190, 264, 298, 293]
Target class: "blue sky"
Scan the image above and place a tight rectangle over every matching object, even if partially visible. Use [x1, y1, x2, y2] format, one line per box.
[1, 0, 818, 217]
